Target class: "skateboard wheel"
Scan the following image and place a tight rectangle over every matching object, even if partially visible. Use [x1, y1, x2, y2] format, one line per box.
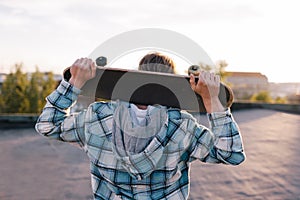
[63, 67, 71, 81]
[188, 65, 201, 76]
[96, 56, 107, 67]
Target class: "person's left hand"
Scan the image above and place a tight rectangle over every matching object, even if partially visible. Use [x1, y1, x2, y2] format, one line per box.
[189, 71, 225, 113]
[69, 58, 96, 89]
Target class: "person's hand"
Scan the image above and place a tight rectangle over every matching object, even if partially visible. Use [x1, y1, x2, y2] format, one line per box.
[69, 58, 96, 89]
[190, 71, 225, 113]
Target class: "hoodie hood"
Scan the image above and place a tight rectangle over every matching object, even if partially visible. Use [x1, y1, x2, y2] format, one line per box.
[111, 101, 169, 180]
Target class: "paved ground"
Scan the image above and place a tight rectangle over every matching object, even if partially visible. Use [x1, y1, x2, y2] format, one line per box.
[0, 109, 299, 200]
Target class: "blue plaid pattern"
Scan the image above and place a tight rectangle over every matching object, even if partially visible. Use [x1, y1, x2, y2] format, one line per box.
[36, 80, 245, 200]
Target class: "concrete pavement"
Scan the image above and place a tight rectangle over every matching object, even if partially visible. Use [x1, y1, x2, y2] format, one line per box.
[0, 109, 299, 200]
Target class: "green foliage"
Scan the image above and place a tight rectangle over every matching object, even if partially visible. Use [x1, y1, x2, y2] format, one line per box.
[274, 96, 287, 104]
[27, 68, 44, 113]
[0, 63, 57, 113]
[42, 72, 57, 101]
[215, 60, 229, 82]
[250, 91, 273, 103]
[0, 63, 30, 113]
[198, 63, 213, 72]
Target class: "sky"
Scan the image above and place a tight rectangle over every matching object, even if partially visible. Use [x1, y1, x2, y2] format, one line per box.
[0, 0, 299, 83]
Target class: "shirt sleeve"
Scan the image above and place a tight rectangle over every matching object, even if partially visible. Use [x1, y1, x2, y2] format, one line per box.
[35, 79, 86, 147]
[190, 108, 245, 165]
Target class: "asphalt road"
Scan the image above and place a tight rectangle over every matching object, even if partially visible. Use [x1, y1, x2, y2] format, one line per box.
[0, 109, 299, 200]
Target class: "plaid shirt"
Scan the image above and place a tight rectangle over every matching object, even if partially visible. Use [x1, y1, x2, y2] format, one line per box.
[36, 80, 245, 200]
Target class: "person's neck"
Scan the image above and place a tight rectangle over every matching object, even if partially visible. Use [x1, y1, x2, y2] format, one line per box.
[136, 104, 148, 110]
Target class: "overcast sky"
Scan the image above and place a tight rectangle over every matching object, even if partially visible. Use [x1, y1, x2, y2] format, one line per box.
[0, 0, 299, 83]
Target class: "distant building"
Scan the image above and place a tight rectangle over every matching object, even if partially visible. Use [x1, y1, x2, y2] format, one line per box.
[225, 71, 269, 100]
[268, 82, 300, 97]
[0, 73, 7, 94]
[0, 73, 7, 83]
[268, 82, 300, 104]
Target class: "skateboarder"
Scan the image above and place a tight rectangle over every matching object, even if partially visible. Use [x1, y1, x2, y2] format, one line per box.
[36, 52, 245, 200]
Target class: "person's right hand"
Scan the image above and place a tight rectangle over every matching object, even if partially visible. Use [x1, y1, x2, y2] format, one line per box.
[190, 71, 225, 113]
[68, 58, 96, 89]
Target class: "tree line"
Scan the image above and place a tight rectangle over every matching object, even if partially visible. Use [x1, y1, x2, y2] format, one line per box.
[0, 63, 58, 113]
[1, 60, 229, 114]
[1, 61, 287, 114]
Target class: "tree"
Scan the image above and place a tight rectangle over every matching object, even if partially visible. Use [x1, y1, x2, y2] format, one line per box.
[274, 96, 287, 104]
[215, 60, 230, 83]
[250, 91, 273, 103]
[0, 63, 58, 113]
[41, 72, 57, 102]
[198, 63, 213, 72]
[26, 69, 57, 113]
[0, 63, 30, 113]
[27, 67, 44, 113]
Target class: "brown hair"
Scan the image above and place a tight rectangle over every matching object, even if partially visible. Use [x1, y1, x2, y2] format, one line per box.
[138, 52, 175, 74]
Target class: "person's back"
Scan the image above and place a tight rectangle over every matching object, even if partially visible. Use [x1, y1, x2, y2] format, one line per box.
[36, 52, 245, 199]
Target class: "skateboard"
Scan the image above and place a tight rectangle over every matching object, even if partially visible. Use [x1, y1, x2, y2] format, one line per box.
[63, 57, 234, 112]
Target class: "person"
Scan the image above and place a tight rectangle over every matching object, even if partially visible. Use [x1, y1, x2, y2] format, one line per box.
[35, 52, 245, 200]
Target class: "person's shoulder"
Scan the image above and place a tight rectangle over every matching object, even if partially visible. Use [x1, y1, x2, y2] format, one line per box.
[88, 101, 117, 114]
[166, 108, 196, 121]
[180, 110, 195, 119]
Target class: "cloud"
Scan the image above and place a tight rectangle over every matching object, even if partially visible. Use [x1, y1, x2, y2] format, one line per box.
[0, 0, 262, 34]
[93, 0, 262, 26]
[0, 0, 262, 69]
[0, 0, 298, 82]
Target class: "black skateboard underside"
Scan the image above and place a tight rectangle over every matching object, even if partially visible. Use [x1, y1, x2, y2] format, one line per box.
[64, 67, 232, 112]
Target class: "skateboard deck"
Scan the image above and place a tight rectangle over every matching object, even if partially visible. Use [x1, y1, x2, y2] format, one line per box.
[64, 66, 233, 112]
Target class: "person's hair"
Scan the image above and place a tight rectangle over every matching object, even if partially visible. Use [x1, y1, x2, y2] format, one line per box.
[138, 52, 175, 74]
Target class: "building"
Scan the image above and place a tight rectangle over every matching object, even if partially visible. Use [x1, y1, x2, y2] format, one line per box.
[268, 82, 300, 104]
[225, 71, 269, 100]
[0, 73, 7, 94]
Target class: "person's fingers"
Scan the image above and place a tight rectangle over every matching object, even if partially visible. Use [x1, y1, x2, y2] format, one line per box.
[72, 58, 80, 66]
[82, 57, 90, 68]
[70, 58, 97, 81]
[90, 60, 96, 78]
[210, 73, 216, 86]
[200, 71, 218, 85]
[208, 73, 219, 86]
[210, 72, 215, 81]
[189, 74, 196, 90]
[88, 58, 95, 67]
[198, 71, 207, 86]
[215, 74, 220, 85]
[190, 74, 195, 84]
